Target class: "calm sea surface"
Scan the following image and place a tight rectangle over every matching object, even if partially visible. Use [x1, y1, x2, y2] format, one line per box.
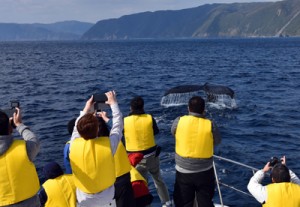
[1, 38, 299, 206]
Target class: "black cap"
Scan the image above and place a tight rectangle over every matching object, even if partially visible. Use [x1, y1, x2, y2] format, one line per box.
[43, 161, 64, 180]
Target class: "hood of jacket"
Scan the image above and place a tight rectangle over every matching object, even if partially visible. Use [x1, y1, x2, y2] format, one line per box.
[0, 135, 13, 156]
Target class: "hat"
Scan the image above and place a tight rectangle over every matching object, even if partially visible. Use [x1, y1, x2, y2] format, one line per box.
[43, 161, 64, 180]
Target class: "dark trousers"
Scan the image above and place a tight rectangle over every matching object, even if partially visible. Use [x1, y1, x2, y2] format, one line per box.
[115, 173, 136, 207]
[173, 168, 215, 207]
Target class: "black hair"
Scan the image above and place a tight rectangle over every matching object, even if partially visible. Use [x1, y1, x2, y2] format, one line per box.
[97, 117, 110, 137]
[271, 164, 291, 183]
[67, 118, 76, 135]
[0, 111, 10, 135]
[130, 96, 145, 114]
[188, 96, 205, 114]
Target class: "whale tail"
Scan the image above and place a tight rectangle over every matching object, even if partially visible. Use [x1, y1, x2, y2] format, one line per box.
[161, 83, 236, 109]
[163, 85, 204, 96]
[203, 82, 234, 98]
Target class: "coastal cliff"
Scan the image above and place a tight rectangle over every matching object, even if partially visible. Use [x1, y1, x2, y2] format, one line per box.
[82, 0, 300, 40]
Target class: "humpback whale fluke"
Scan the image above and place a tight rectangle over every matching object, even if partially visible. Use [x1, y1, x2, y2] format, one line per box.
[161, 83, 236, 108]
[203, 83, 234, 98]
[163, 83, 234, 98]
[164, 85, 204, 96]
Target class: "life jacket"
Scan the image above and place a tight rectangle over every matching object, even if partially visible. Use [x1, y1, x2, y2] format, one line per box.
[0, 140, 40, 205]
[175, 115, 213, 158]
[69, 137, 116, 193]
[124, 114, 155, 151]
[263, 182, 300, 207]
[130, 166, 147, 184]
[114, 142, 131, 178]
[43, 174, 76, 207]
[130, 167, 151, 199]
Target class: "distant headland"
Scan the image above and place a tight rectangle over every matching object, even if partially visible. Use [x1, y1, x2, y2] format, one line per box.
[1, 0, 299, 41]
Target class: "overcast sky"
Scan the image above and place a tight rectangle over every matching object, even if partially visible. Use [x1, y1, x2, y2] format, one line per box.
[0, 0, 279, 24]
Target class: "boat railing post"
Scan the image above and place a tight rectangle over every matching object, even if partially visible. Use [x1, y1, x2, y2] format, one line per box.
[213, 160, 224, 207]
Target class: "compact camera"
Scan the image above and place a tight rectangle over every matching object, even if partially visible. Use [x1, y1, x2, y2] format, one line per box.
[93, 93, 109, 111]
[1, 101, 20, 118]
[269, 156, 280, 167]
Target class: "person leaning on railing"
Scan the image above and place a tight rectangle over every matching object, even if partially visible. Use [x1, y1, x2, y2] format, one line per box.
[247, 156, 300, 207]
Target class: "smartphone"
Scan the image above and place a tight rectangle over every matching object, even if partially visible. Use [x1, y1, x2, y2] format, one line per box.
[92, 94, 109, 111]
[10, 101, 20, 108]
[93, 93, 107, 103]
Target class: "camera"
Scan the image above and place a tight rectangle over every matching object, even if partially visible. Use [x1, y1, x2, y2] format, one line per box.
[269, 156, 280, 167]
[0, 101, 20, 118]
[93, 93, 109, 111]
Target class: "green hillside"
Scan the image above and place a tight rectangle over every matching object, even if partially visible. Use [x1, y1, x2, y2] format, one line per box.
[82, 0, 300, 40]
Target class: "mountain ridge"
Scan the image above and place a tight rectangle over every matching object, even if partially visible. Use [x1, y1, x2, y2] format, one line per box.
[82, 0, 300, 40]
[1, 0, 300, 41]
[0, 21, 93, 41]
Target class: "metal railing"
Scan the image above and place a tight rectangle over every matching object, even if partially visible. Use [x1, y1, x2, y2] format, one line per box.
[161, 154, 259, 207]
[213, 155, 259, 207]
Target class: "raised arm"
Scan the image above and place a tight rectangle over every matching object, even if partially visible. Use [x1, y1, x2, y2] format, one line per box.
[13, 108, 40, 161]
[281, 156, 300, 185]
[70, 96, 94, 141]
[105, 91, 123, 155]
[247, 162, 270, 204]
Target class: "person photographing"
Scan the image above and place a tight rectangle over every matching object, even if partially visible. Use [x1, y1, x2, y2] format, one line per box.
[247, 156, 300, 207]
[69, 90, 123, 207]
[0, 107, 40, 207]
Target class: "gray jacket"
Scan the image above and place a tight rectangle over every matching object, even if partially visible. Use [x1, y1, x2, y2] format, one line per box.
[0, 123, 40, 207]
[171, 112, 221, 173]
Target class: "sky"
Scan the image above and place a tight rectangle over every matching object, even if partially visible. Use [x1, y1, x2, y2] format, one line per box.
[0, 0, 280, 24]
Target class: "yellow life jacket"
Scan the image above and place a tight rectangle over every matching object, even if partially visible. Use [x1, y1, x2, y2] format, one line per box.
[263, 182, 300, 207]
[114, 142, 131, 178]
[0, 140, 40, 205]
[175, 115, 213, 158]
[124, 114, 155, 151]
[130, 166, 147, 185]
[69, 137, 116, 193]
[43, 174, 76, 207]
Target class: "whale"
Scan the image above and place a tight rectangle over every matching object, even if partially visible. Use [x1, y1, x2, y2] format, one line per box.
[164, 83, 234, 99]
[161, 83, 235, 108]
[163, 85, 204, 96]
[203, 83, 234, 98]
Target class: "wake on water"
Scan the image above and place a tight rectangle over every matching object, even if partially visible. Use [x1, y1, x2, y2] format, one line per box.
[160, 92, 237, 110]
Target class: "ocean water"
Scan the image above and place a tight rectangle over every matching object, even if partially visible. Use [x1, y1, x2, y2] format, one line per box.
[1, 38, 300, 206]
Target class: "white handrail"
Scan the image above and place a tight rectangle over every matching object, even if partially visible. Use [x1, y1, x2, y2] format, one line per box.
[161, 154, 259, 172]
[213, 155, 259, 172]
[161, 154, 260, 205]
[213, 161, 224, 207]
[212, 155, 261, 199]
